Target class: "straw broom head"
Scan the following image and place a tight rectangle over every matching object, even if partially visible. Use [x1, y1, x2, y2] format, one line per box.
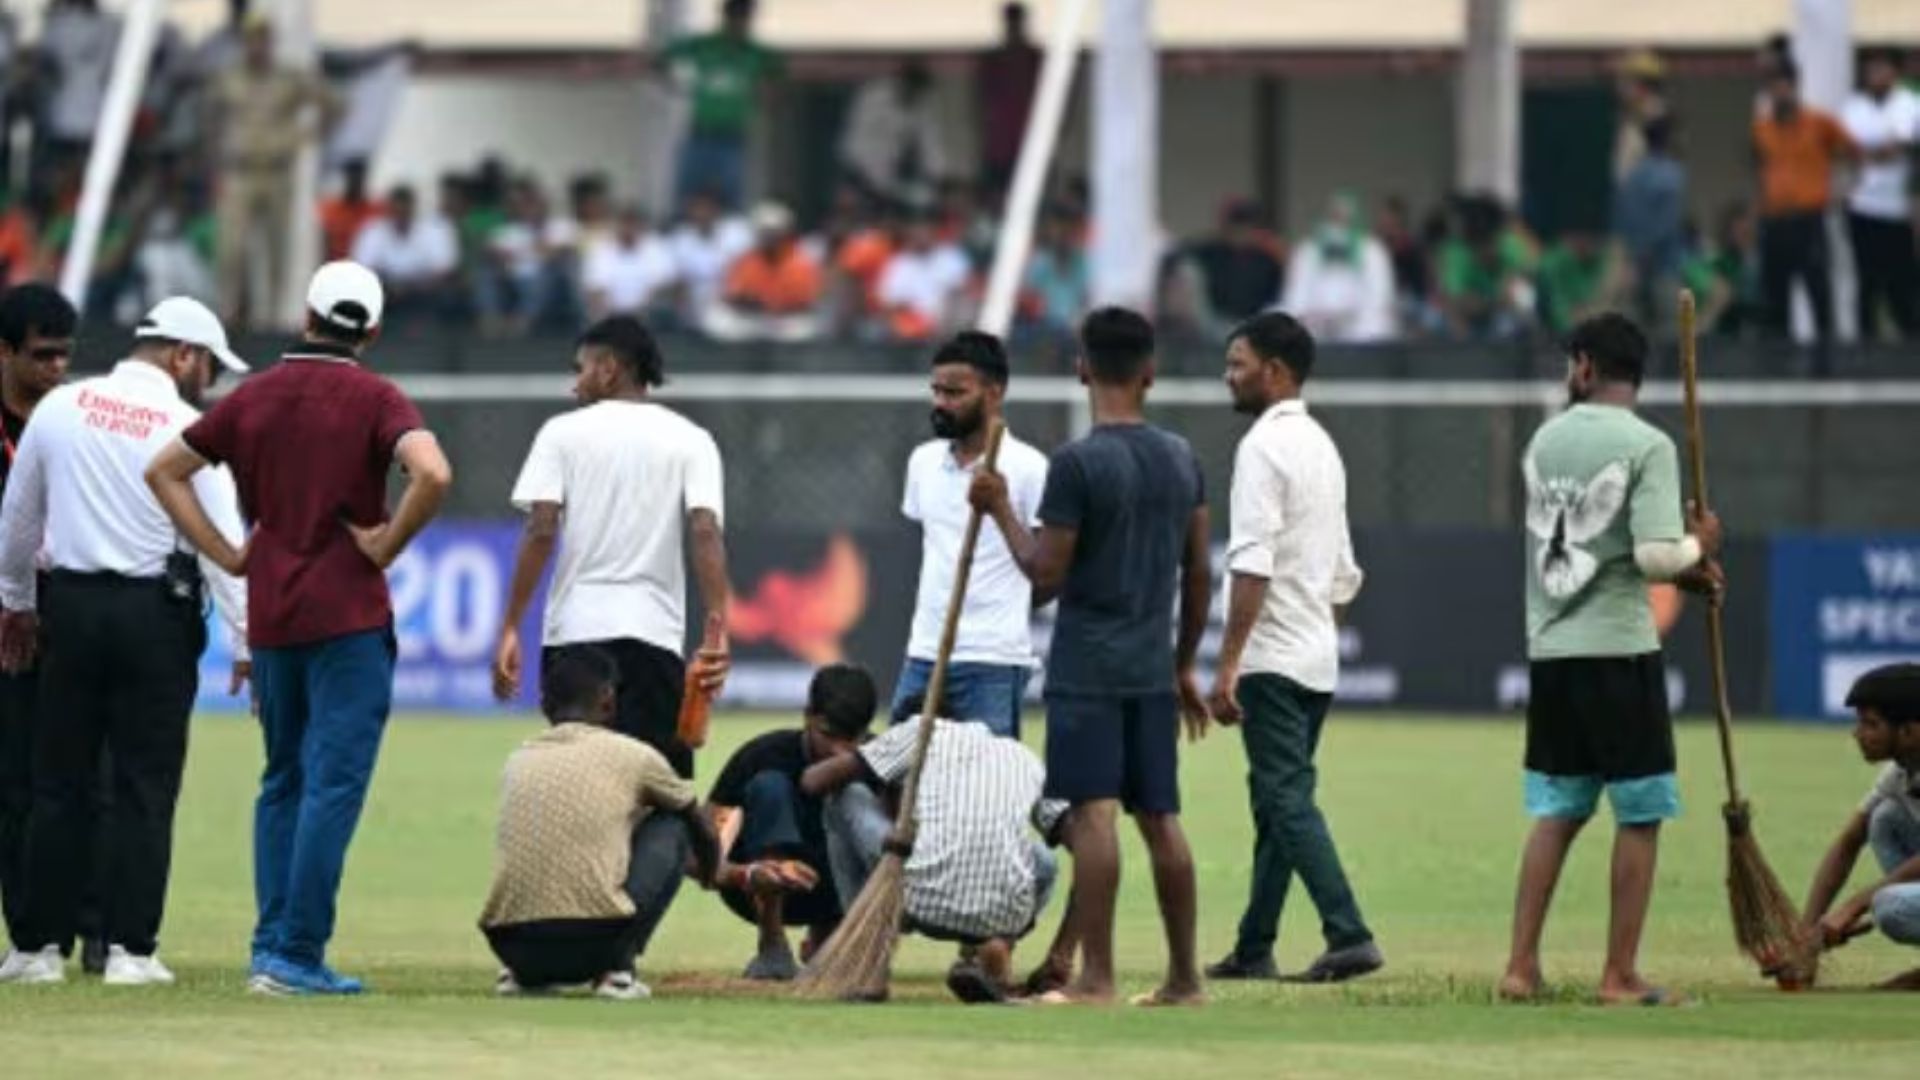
[1724, 800, 1820, 988]
[793, 852, 907, 1002]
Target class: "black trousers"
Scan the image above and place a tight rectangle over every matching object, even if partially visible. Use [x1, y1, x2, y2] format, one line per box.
[21, 573, 203, 956]
[1760, 212, 1834, 342]
[1849, 212, 1920, 339]
[543, 639, 691, 778]
[484, 814, 691, 987]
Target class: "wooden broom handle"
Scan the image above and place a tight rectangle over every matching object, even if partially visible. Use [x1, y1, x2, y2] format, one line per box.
[890, 420, 1006, 847]
[1678, 288, 1742, 802]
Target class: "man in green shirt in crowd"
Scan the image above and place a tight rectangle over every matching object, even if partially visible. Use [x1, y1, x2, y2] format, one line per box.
[1536, 230, 1611, 336]
[1500, 313, 1723, 1006]
[660, 0, 783, 211]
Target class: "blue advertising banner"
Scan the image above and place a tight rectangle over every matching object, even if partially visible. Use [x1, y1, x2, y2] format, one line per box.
[194, 522, 546, 713]
[1770, 534, 1920, 720]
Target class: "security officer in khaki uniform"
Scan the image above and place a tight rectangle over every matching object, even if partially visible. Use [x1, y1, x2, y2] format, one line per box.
[205, 14, 341, 328]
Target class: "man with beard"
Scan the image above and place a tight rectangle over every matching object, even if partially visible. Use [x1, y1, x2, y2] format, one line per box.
[0, 297, 250, 986]
[1499, 313, 1722, 1006]
[894, 331, 1048, 738]
[1204, 312, 1382, 985]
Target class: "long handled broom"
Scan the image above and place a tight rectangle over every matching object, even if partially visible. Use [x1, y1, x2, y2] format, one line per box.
[795, 419, 1007, 1002]
[1677, 289, 1814, 987]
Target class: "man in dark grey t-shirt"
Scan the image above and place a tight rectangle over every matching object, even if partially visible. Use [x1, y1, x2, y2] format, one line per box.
[971, 307, 1212, 1006]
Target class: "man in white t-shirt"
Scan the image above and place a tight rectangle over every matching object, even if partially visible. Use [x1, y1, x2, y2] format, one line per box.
[350, 185, 459, 326]
[1798, 663, 1920, 990]
[669, 190, 752, 323]
[38, 0, 120, 157]
[1841, 48, 1920, 340]
[877, 214, 972, 341]
[586, 206, 679, 320]
[492, 317, 732, 779]
[896, 331, 1047, 738]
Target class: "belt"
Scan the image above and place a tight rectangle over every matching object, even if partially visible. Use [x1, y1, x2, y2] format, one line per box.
[47, 569, 164, 588]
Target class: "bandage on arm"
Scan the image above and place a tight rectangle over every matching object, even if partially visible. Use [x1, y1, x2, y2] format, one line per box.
[1634, 536, 1703, 581]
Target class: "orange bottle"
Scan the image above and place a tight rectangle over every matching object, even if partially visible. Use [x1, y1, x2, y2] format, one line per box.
[676, 614, 725, 750]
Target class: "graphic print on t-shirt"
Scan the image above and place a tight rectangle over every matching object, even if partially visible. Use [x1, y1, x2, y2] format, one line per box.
[1524, 455, 1629, 600]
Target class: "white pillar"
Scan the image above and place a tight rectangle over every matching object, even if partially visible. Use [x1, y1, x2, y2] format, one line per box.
[1455, 0, 1518, 203]
[279, 0, 321, 328]
[643, 0, 691, 215]
[1090, 0, 1157, 311]
[1794, 0, 1855, 343]
[58, 0, 162, 307]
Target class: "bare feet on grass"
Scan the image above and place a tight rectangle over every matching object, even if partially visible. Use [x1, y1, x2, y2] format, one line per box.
[1497, 968, 1544, 1003]
[1129, 981, 1208, 1007]
[1597, 974, 1689, 1007]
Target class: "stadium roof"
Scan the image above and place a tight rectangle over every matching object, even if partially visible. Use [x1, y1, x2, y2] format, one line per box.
[151, 0, 1917, 52]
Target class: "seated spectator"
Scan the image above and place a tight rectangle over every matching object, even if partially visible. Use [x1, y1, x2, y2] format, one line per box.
[351, 183, 460, 327]
[704, 201, 824, 343]
[877, 211, 971, 341]
[584, 204, 679, 322]
[0, 191, 42, 286]
[937, 178, 997, 269]
[1683, 201, 1763, 337]
[318, 159, 384, 263]
[1187, 198, 1285, 336]
[1377, 195, 1438, 336]
[135, 188, 216, 310]
[479, 647, 719, 1000]
[1613, 115, 1687, 328]
[1436, 195, 1537, 340]
[1282, 191, 1396, 343]
[1019, 204, 1087, 341]
[1536, 228, 1613, 336]
[565, 174, 616, 258]
[669, 187, 752, 325]
[801, 706, 1065, 1005]
[828, 202, 901, 337]
[705, 663, 877, 982]
[480, 180, 580, 336]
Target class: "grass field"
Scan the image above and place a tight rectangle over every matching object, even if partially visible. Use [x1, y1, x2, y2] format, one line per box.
[2, 711, 1916, 1078]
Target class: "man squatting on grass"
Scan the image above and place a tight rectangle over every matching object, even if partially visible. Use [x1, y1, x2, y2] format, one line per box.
[479, 646, 719, 1000]
[704, 662, 878, 981]
[802, 698, 1066, 1005]
[1797, 663, 1920, 990]
[1205, 312, 1383, 985]
[970, 307, 1212, 1005]
[1500, 313, 1723, 1006]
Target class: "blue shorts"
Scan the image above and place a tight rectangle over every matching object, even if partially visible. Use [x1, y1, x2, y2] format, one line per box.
[1043, 693, 1180, 814]
[1524, 770, 1680, 825]
[890, 659, 1029, 740]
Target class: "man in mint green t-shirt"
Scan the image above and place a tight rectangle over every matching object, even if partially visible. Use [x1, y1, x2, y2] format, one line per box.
[1501, 313, 1723, 1007]
[661, 0, 783, 210]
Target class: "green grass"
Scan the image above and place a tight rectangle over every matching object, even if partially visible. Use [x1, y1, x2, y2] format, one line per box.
[3, 712, 1917, 1078]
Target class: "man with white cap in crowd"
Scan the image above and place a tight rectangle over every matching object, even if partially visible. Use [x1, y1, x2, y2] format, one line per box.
[147, 261, 453, 996]
[0, 297, 251, 986]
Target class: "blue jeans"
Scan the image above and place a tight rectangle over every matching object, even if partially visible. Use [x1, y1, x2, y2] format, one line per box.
[1868, 800, 1920, 946]
[890, 659, 1029, 740]
[250, 628, 395, 967]
[676, 132, 745, 210]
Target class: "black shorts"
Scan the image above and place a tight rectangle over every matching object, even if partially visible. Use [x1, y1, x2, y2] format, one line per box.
[1043, 692, 1180, 814]
[1525, 653, 1675, 781]
[544, 639, 692, 778]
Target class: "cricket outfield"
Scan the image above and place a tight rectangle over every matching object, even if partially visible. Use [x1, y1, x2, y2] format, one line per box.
[0, 712, 1912, 1078]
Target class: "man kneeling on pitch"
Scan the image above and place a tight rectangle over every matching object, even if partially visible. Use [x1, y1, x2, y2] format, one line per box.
[479, 647, 718, 999]
[706, 663, 878, 981]
[801, 703, 1064, 1003]
[1799, 663, 1920, 990]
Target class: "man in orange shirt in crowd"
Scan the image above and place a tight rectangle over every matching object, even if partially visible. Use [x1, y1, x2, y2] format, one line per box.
[1751, 62, 1859, 344]
[318, 161, 385, 264]
[704, 202, 822, 342]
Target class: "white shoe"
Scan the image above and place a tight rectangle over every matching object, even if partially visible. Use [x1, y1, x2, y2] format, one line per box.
[593, 970, 651, 1001]
[494, 969, 546, 997]
[0, 944, 65, 984]
[103, 946, 175, 987]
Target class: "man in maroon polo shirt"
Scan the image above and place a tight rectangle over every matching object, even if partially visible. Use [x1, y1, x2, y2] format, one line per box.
[146, 261, 453, 996]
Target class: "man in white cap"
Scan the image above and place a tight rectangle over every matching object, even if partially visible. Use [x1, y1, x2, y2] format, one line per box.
[0, 297, 251, 987]
[147, 261, 452, 996]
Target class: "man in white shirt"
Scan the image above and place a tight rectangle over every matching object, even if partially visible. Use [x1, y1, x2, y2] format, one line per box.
[0, 297, 249, 988]
[839, 60, 947, 208]
[1282, 193, 1396, 344]
[1204, 312, 1382, 985]
[586, 205, 679, 321]
[900, 331, 1047, 737]
[878, 214, 971, 341]
[1841, 48, 1920, 340]
[37, 0, 120, 165]
[492, 316, 731, 779]
[350, 184, 459, 327]
[668, 190, 752, 323]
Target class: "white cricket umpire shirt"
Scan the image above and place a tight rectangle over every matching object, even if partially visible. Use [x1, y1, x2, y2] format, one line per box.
[510, 398, 724, 658]
[0, 360, 249, 653]
[1225, 398, 1362, 694]
[902, 433, 1048, 667]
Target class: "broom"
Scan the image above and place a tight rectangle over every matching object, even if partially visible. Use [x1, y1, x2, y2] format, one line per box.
[1677, 289, 1816, 988]
[795, 419, 1007, 1002]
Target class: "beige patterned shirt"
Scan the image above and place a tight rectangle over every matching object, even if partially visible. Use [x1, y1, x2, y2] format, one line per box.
[479, 723, 695, 928]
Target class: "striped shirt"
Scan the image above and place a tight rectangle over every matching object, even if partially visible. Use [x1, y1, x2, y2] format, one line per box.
[861, 716, 1066, 941]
